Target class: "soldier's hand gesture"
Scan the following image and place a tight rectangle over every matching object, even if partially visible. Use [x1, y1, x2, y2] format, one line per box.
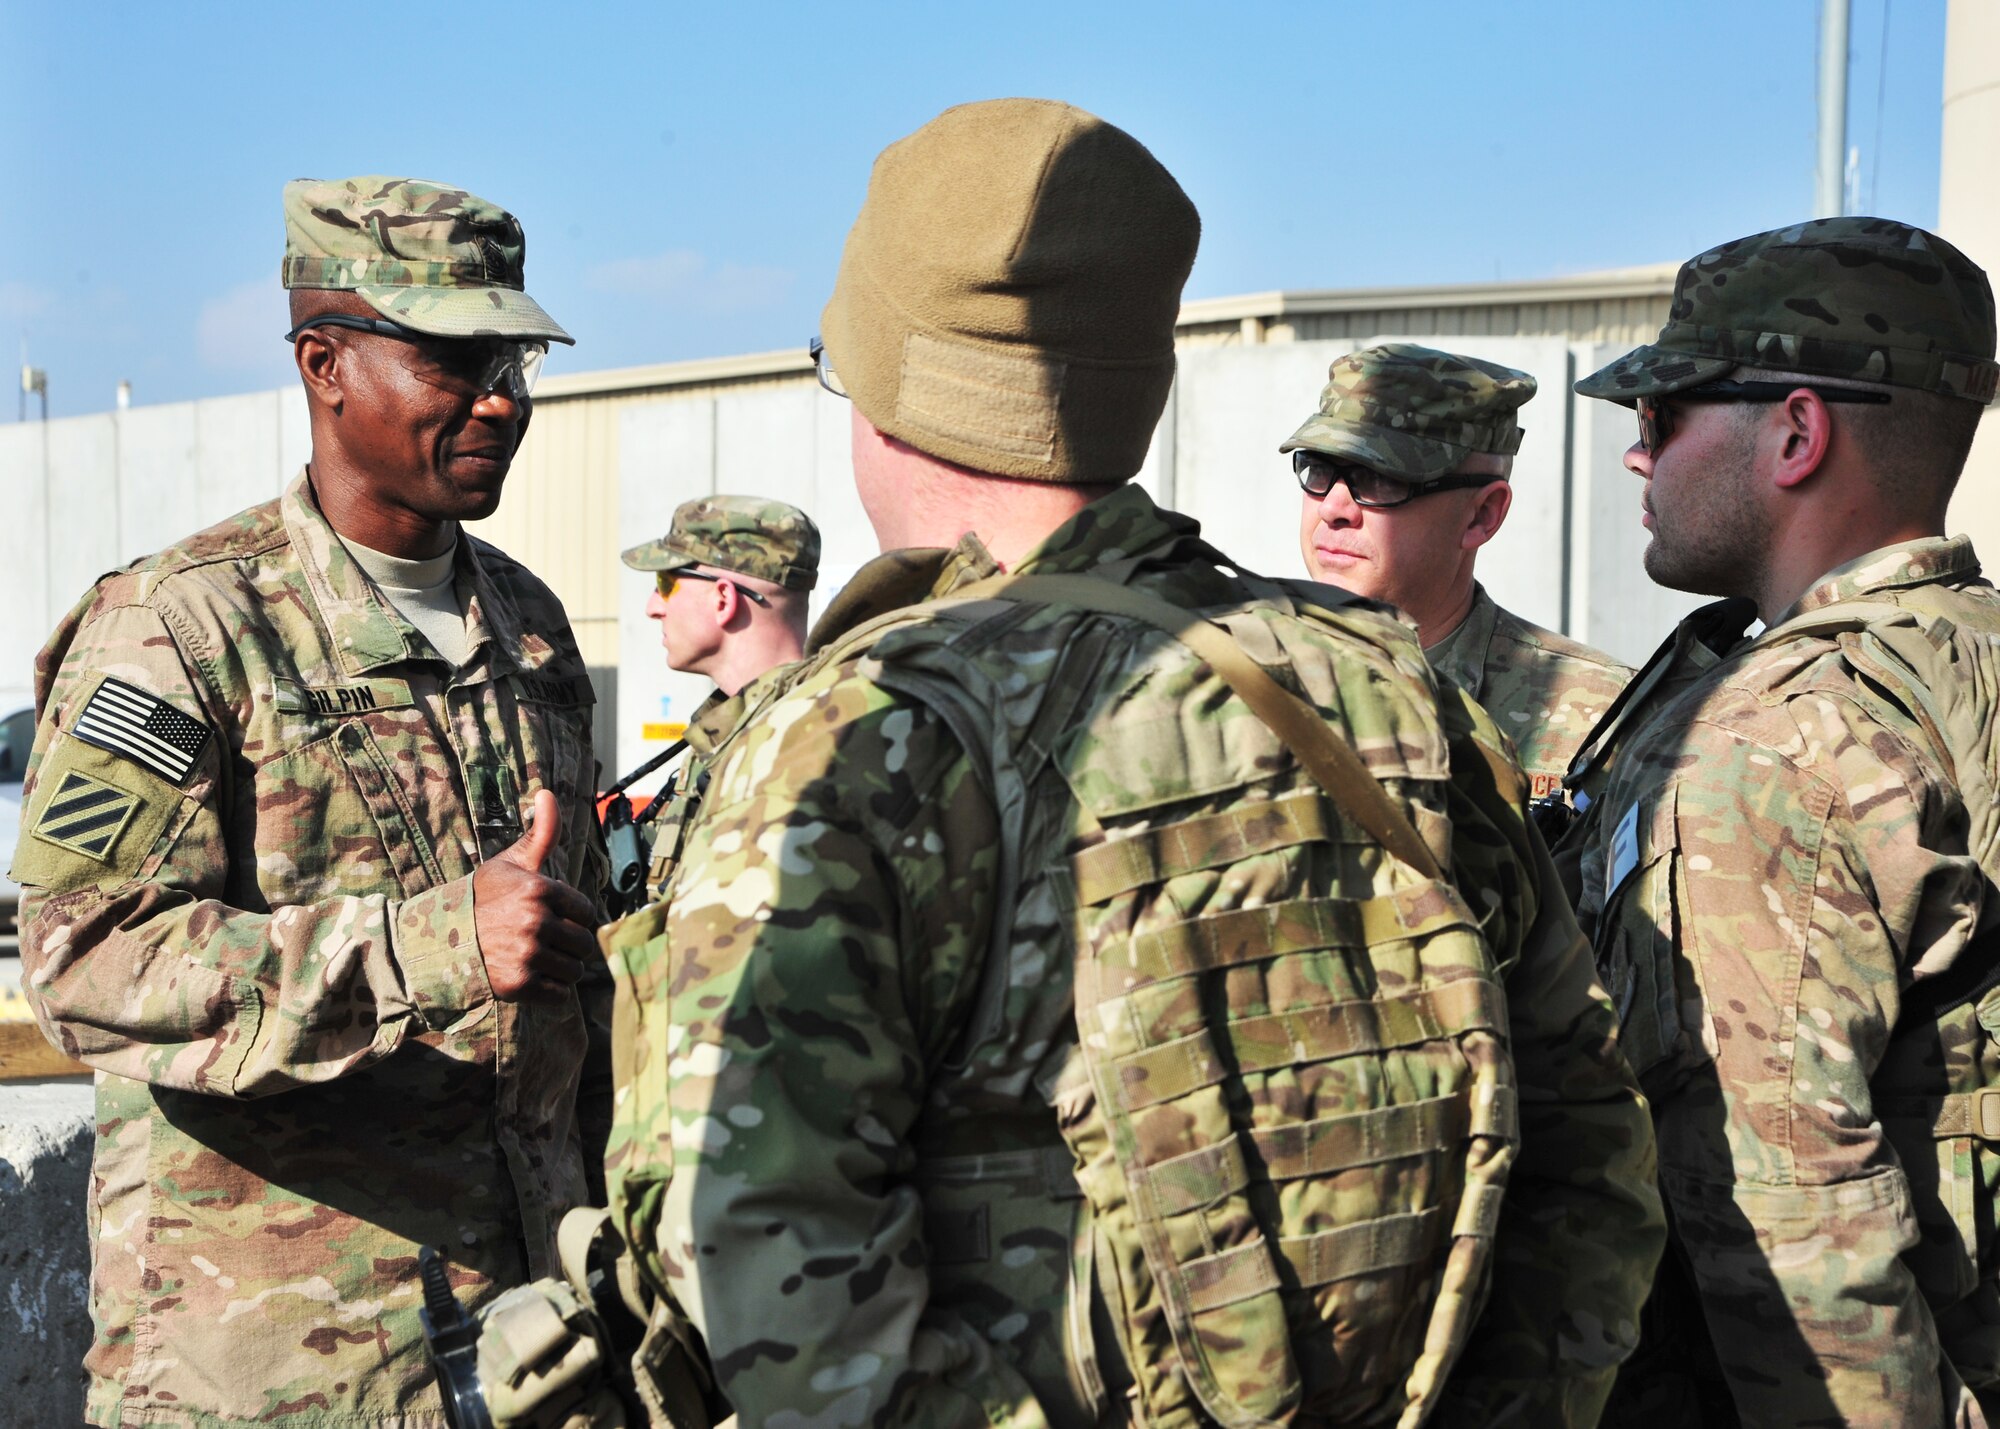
[472, 788, 598, 1000]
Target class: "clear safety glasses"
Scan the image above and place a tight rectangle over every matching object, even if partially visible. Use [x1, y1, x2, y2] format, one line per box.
[285, 313, 548, 400]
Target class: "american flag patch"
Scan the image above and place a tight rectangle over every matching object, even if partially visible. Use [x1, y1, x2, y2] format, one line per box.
[72, 677, 211, 785]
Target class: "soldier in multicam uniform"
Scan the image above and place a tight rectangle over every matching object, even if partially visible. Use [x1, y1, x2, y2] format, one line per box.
[1286, 344, 1633, 803]
[623, 495, 818, 699]
[618, 496, 820, 891]
[11, 177, 609, 1427]
[525, 100, 1664, 1429]
[1563, 216, 2000, 1426]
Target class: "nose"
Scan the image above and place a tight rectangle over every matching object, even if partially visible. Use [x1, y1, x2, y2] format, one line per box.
[1623, 441, 1653, 479]
[1317, 480, 1363, 525]
[645, 589, 668, 620]
[473, 384, 528, 424]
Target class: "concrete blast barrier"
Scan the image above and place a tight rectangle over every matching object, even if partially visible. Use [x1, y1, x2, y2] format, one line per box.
[0, 1076, 94, 1424]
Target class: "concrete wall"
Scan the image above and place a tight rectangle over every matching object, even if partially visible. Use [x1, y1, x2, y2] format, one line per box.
[0, 1077, 94, 1424]
[0, 389, 308, 711]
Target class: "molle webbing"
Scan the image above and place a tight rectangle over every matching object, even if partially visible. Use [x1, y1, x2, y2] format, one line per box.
[950, 572, 1442, 878]
[1113, 978, 1509, 1110]
[1075, 790, 1452, 906]
[1115, 883, 1482, 981]
[1133, 1087, 1517, 1217]
[876, 560, 1512, 1416]
[1183, 1180, 1511, 1316]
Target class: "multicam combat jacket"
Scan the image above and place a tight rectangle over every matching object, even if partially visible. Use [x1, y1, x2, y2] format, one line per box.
[609, 485, 1662, 1429]
[1423, 583, 1633, 801]
[1571, 537, 2000, 1426]
[13, 472, 608, 1428]
[641, 666, 794, 898]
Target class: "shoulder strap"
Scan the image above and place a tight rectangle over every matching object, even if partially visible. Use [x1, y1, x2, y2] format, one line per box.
[951, 572, 1443, 880]
[1565, 597, 1758, 792]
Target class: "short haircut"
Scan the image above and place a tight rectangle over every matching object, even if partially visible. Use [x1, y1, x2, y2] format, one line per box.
[1732, 365, 1984, 516]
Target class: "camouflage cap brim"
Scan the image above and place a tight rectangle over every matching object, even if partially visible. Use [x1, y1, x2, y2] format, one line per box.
[355, 284, 575, 345]
[620, 532, 818, 590]
[620, 537, 692, 572]
[1278, 412, 1467, 480]
[1573, 344, 1736, 404]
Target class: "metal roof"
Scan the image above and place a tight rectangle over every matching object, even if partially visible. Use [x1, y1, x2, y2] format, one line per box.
[533, 263, 1682, 402]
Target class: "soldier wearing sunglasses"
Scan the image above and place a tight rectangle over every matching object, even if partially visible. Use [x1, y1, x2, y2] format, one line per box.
[1562, 217, 2000, 1427]
[1285, 343, 1634, 802]
[615, 497, 818, 892]
[621, 495, 818, 695]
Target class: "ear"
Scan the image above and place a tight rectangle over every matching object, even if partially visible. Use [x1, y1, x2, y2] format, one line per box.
[1460, 480, 1512, 551]
[1770, 390, 1836, 491]
[294, 331, 345, 414]
[710, 578, 742, 629]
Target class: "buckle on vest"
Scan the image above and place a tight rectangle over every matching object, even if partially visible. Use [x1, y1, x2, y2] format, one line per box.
[1973, 1088, 2000, 1141]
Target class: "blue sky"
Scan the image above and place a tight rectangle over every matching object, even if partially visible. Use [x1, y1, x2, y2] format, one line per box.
[0, 0, 1946, 419]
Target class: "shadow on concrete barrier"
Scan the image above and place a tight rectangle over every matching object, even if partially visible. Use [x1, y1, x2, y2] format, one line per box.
[1, 1075, 92, 1425]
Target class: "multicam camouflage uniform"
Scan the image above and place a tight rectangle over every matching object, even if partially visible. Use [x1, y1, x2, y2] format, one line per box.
[618, 495, 820, 894]
[13, 476, 608, 1427]
[606, 484, 1664, 1429]
[12, 177, 602, 1428]
[1567, 217, 2000, 1426]
[1423, 585, 1632, 800]
[1281, 345, 1633, 800]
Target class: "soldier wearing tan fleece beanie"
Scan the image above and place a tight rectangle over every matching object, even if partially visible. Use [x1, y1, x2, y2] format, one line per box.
[818, 97, 1200, 485]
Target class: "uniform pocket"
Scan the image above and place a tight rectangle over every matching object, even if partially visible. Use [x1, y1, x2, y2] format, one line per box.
[255, 719, 440, 902]
[511, 682, 598, 885]
[1595, 788, 1689, 1087]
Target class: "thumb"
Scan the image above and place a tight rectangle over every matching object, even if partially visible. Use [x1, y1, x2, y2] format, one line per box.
[500, 788, 562, 872]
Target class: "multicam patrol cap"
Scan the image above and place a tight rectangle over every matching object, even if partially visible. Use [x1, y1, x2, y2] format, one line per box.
[1576, 217, 1997, 404]
[621, 496, 821, 592]
[281, 176, 573, 345]
[1279, 343, 1537, 480]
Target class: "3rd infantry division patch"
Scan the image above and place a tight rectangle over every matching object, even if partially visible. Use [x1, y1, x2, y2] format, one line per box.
[33, 769, 142, 861]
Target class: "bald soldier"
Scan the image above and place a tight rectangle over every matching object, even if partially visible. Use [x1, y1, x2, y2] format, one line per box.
[1287, 344, 1632, 801]
[11, 178, 608, 1426]
[620, 495, 819, 892]
[1564, 217, 2000, 1425]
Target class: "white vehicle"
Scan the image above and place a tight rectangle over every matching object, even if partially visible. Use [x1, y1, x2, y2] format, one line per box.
[0, 707, 33, 933]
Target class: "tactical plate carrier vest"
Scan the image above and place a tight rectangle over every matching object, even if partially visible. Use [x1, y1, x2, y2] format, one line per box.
[768, 563, 1526, 1429]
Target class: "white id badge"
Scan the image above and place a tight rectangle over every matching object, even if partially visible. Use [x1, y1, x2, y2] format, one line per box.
[1607, 801, 1642, 899]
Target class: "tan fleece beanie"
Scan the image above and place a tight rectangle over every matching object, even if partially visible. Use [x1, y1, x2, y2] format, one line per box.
[821, 98, 1200, 484]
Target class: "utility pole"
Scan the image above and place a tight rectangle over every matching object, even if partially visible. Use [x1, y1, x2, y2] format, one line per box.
[1817, 0, 1852, 217]
[18, 365, 46, 423]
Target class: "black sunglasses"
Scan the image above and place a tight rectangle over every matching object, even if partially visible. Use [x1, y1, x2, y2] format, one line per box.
[1292, 450, 1501, 509]
[656, 568, 770, 607]
[1635, 380, 1890, 458]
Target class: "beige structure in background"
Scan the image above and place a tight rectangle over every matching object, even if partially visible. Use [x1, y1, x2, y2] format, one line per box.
[1941, 0, 2000, 557]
